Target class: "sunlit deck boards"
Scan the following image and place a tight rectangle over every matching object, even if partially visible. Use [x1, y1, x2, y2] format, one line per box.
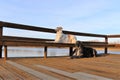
[0, 54, 120, 80]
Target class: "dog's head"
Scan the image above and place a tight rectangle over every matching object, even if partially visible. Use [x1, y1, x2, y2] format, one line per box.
[55, 27, 63, 32]
[75, 41, 83, 48]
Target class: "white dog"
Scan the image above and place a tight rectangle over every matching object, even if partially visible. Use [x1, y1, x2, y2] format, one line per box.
[55, 27, 77, 43]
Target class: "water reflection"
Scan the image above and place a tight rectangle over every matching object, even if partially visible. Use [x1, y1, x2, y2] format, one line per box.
[2, 47, 119, 57]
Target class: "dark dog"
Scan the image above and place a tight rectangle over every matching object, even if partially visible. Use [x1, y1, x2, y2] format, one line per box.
[82, 46, 97, 58]
[71, 41, 97, 58]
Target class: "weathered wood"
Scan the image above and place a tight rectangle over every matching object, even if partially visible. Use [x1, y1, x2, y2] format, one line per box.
[107, 35, 120, 38]
[3, 41, 74, 47]
[3, 36, 54, 42]
[0, 23, 3, 58]
[0, 21, 118, 60]
[4, 40, 114, 47]
[3, 40, 114, 48]
[4, 46, 7, 61]
[0, 21, 56, 33]
[3, 36, 107, 46]
[0, 46, 2, 58]
[63, 30, 106, 37]
[0, 21, 106, 37]
[104, 37, 108, 54]
[69, 47, 73, 56]
[0, 66, 23, 80]
[0, 55, 119, 80]
[44, 46, 47, 59]
[82, 41, 107, 45]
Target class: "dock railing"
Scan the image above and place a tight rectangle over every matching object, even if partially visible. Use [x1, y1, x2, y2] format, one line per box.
[0, 21, 117, 61]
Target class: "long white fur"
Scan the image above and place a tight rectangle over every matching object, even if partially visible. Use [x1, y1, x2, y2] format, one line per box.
[55, 27, 77, 43]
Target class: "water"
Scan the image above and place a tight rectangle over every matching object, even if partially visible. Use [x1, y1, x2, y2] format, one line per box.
[2, 47, 119, 57]
[2, 47, 69, 57]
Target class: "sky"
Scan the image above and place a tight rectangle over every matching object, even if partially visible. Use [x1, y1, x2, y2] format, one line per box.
[1, 0, 120, 42]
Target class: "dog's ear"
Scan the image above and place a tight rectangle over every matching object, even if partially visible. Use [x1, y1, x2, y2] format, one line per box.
[77, 41, 83, 47]
[75, 41, 80, 47]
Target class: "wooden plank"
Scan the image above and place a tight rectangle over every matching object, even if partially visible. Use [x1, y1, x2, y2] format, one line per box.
[2, 36, 109, 47]
[0, 21, 56, 33]
[0, 21, 106, 37]
[82, 41, 107, 45]
[35, 64, 112, 80]
[44, 46, 47, 59]
[0, 66, 23, 80]
[3, 40, 115, 48]
[7, 55, 120, 80]
[85, 44, 115, 47]
[0, 46, 2, 58]
[63, 30, 106, 37]
[3, 41, 75, 47]
[107, 35, 120, 38]
[69, 47, 73, 56]
[3, 36, 107, 45]
[3, 36, 54, 42]
[7, 61, 59, 80]
[104, 37, 108, 54]
[0, 23, 3, 58]
[0, 41, 2, 45]
[4, 46, 7, 61]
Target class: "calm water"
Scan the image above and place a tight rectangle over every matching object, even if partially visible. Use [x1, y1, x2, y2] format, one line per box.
[2, 47, 120, 57]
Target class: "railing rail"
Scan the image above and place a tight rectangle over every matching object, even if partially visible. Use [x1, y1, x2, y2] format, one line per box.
[107, 35, 120, 38]
[0, 21, 106, 37]
[0, 21, 119, 60]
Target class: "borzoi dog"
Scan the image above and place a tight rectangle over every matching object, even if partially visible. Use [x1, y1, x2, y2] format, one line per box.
[55, 27, 77, 43]
[71, 41, 97, 59]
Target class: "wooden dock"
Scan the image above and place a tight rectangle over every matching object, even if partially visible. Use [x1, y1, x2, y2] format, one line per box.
[0, 21, 120, 80]
[0, 54, 120, 80]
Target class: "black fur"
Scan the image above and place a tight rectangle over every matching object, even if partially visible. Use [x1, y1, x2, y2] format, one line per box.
[71, 41, 97, 58]
[82, 46, 97, 57]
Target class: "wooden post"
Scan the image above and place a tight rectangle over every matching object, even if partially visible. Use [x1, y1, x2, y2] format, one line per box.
[0, 46, 2, 58]
[105, 37, 108, 54]
[0, 22, 3, 58]
[44, 46, 47, 59]
[69, 47, 73, 56]
[4, 46, 7, 61]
